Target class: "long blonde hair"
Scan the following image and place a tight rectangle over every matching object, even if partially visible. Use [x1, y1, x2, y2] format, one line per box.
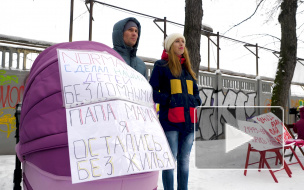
[167, 46, 197, 80]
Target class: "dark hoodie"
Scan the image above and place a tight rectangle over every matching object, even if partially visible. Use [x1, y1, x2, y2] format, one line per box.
[112, 17, 147, 78]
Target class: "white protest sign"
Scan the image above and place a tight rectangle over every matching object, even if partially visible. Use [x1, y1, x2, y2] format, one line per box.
[57, 49, 175, 184]
[238, 120, 281, 151]
[252, 112, 292, 145]
[57, 49, 153, 108]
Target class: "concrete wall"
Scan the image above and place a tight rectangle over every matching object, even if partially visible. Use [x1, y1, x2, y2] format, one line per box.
[0, 44, 36, 154]
[0, 69, 28, 154]
[1, 48, 303, 155]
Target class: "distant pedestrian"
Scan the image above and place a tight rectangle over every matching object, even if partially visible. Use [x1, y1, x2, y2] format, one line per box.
[149, 33, 201, 190]
[112, 17, 147, 78]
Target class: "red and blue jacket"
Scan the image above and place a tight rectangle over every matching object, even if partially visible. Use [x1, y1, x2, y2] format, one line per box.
[149, 51, 201, 133]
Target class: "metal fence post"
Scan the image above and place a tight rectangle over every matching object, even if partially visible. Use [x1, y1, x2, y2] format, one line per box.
[215, 70, 222, 139]
[217, 32, 220, 70]
[69, 0, 74, 42]
[256, 77, 262, 115]
[89, 0, 94, 41]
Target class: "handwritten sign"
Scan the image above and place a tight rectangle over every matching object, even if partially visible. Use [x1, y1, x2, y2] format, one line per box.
[57, 49, 153, 108]
[252, 112, 291, 145]
[283, 125, 293, 141]
[238, 120, 281, 151]
[57, 49, 175, 183]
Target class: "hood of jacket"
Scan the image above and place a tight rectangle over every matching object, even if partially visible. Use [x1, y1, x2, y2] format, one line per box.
[112, 17, 141, 58]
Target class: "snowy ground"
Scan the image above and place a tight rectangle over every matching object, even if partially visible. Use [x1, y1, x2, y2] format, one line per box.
[1, 141, 304, 190]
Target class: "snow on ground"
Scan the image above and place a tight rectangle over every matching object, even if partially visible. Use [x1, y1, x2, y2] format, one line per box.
[0, 155, 15, 189]
[157, 140, 304, 190]
[1, 141, 304, 190]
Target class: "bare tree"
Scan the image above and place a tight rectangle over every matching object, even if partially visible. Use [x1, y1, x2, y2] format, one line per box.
[184, 0, 300, 122]
[184, 0, 203, 78]
[224, 0, 265, 35]
[221, 0, 299, 120]
[271, 0, 298, 120]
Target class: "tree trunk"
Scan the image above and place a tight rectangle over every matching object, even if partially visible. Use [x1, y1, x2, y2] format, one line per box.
[184, 0, 203, 78]
[271, 0, 297, 121]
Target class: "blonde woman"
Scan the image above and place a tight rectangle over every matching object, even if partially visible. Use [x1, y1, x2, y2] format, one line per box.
[149, 33, 201, 190]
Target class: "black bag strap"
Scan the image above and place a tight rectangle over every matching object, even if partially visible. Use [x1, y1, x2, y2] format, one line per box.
[13, 103, 22, 190]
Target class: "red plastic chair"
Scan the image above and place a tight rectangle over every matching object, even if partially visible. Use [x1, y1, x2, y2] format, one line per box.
[244, 143, 292, 183]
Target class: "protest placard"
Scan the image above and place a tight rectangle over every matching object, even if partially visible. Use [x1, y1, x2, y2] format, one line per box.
[57, 49, 153, 108]
[57, 49, 175, 184]
[252, 112, 292, 144]
[238, 120, 281, 151]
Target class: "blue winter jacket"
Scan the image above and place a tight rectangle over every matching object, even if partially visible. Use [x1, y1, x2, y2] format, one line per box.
[149, 59, 201, 133]
[112, 17, 147, 78]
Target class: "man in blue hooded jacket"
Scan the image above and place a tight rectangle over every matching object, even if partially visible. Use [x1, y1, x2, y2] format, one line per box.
[112, 17, 147, 78]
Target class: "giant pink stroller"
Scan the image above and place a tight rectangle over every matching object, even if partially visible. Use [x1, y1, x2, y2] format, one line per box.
[15, 41, 158, 190]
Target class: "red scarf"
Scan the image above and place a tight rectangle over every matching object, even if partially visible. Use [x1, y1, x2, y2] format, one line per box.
[161, 49, 185, 64]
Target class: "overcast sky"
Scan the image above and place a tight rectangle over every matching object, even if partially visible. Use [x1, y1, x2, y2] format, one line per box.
[1, 0, 304, 83]
[0, 0, 283, 54]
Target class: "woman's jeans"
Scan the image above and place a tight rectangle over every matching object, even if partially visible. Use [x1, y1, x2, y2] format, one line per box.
[162, 131, 194, 190]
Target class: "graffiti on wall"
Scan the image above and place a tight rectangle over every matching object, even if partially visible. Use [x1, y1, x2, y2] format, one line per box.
[0, 70, 24, 138]
[0, 70, 18, 85]
[197, 88, 257, 140]
[0, 107, 16, 138]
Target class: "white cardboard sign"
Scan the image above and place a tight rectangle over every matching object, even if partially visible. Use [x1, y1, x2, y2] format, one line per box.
[238, 120, 281, 151]
[252, 112, 291, 145]
[57, 49, 153, 108]
[57, 49, 175, 184]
